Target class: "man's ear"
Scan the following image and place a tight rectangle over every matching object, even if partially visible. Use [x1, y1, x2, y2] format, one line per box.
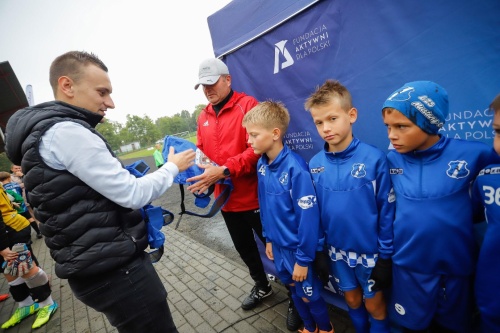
[58, 76, 74, 98]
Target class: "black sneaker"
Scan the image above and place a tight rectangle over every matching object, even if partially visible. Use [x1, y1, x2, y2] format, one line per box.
[241, 284, 273, 310]
[286, 300, 303, 331]
[36, 233, 43, 239]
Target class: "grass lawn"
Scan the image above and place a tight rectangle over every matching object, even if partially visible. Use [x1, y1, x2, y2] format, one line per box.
[119, 148, 154, 159]
[119, 134, 196, 160]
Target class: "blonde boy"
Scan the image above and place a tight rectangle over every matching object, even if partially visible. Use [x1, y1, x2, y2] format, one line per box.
[243, 101, 333, 333]
[306, 80, 394, 333]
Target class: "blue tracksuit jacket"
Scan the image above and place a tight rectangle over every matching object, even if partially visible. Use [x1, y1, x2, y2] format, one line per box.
[309, 137, 394, 263]
[472, 164, 500, 332]
[388, 135, 499, 275]
[257, 144, 321, 267]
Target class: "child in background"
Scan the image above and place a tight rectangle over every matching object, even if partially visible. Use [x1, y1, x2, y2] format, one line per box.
[5, 186, 23, 212]
[0, 172, 42, 239]
[153, 143, 165, 168]
[472, 93, 500, 333]
[305, 80, 394, 333]
[382, 81, 500, 332]
[242, 101, 334, 333]
[0, 185, 58, 329]
[9, 165, 40, 233]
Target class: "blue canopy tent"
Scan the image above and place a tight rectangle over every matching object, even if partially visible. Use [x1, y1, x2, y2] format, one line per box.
[209, 0, 500, 160]
[207, 0, 500, 311]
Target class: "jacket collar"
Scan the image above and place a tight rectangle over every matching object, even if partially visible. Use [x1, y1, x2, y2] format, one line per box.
[261, 144, 289, 170]
[323, 136, 359, 161]
[402, 135, 446, 162]
[34, 101, 104, 128]
[54, 101, 104, 128]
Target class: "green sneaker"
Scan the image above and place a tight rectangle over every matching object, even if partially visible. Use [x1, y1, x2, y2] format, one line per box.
[1, 303, 39, 329]
[32, 301, 58, 329]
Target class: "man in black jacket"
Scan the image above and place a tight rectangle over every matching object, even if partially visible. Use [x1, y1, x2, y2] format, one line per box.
[5, 51, 195, 333]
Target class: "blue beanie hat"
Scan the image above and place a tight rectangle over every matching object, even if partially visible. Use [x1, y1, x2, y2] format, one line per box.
[382, 81, 449, 134]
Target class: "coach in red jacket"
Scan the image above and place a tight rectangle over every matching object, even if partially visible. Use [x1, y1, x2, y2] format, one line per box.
[187, 59, 300, 330]
[188, 57, 273, 307]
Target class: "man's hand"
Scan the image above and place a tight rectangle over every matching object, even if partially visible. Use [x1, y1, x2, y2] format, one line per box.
[313, 251, 331, 286]
[369, 257, 392, 291]
[186, 165, 226, 194]
[292, 263, 308, 282]
[167, 147, 195, 172]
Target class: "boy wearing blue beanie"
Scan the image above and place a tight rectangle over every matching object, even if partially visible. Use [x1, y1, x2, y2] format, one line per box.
[382, 81, 500, 332]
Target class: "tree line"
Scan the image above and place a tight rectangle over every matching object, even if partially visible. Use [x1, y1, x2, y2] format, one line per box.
[96, 104, 206, 151]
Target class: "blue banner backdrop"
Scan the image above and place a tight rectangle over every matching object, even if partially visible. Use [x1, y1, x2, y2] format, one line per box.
[208, 0, 500, 311]
[211, 0, 500, 161]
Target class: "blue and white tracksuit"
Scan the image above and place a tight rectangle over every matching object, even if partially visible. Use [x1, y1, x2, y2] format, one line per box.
[309, 137, 394, 269]
[257, 145, 323, 300]
[472, 164, 500, 333]
[3, 181, 27, 213]
[387, 135, 500, 331]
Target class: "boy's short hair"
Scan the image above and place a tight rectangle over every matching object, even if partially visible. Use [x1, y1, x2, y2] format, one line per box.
[490, 93, 500, 113]
[242, 100, 290, 134]
[304, 79, 353, 112]
[382, 81, 448, 134]
[0, 171, 12, 182]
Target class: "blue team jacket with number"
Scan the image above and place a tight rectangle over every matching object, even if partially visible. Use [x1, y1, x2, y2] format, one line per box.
[472, 164, 500, 331]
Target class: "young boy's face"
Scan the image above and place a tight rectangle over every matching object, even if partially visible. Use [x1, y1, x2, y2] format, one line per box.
[309, 98, 356, 152]
[11, 165, 22, 174]
[493, 110, 500, 155]
[383, 108, 438, 153]
[245, 123, 276, 156]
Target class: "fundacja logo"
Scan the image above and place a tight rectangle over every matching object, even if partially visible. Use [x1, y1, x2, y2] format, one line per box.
[274, 40, 294, 74]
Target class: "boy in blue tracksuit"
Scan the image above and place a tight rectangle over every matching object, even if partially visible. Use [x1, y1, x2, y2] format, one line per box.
[242, 101, 334, 333]
[382, 81, 500, 332]
[305, 80, 394, 333]
[471, 93, 500, 333]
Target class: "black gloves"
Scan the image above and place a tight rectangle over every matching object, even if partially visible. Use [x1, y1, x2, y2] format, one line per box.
[313, 251, 331, 286]
[369, 257, 392, 291]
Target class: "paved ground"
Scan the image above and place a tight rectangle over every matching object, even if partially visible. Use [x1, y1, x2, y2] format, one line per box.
[0, 155, 355, 332]
[0, 226, 355, 333]
[0, 155, 484, 332]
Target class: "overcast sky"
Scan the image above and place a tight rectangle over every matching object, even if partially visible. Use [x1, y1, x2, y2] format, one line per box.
[0, 0, 232, 125]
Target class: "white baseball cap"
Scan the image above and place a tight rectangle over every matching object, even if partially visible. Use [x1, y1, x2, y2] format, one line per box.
[194, 58, 229, 90]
